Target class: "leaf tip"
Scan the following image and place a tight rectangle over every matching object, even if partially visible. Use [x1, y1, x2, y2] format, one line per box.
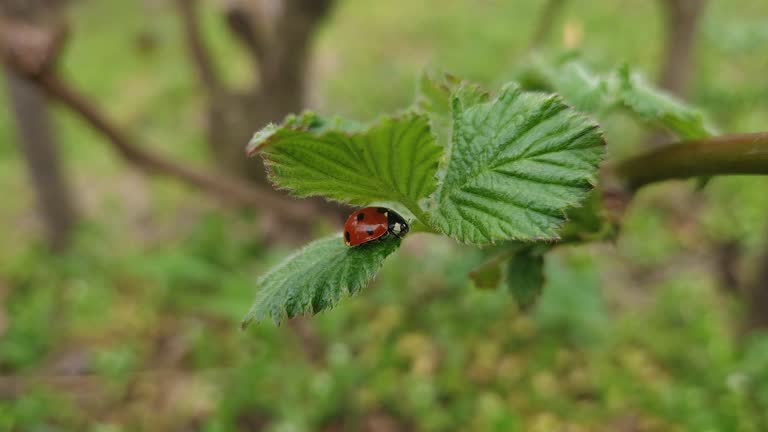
[246, 123, 280, 157]
[240, 317, 253, 330]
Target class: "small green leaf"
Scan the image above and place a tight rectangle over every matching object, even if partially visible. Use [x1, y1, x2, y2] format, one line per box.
[516, 56, 719, 142]
[417, 71, 453, 117]
[617, 65, 717, 139]
[429, 83, 606, 244]
[506, 251, 545, 310]
[517, 56, 618, 114]
[416, 73, 489, 147]
[469, 260, 503, 290]
[616, 66, 718, 188]
[559, 190, 615, 242]
[242, 235, 401, 327]
[248, 112, 442, 215]
[547, 62, 614, 113]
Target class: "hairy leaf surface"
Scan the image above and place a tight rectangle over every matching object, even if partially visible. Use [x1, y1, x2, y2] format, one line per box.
[242, 235, 401, 327]
[248, 113, 442, 210]
[518, 57, 618, 113]
[617, 66, 717, 139]
[417, 73, 489, 147]
[469, 259, 503, 290]
[506, 251, 545, 310]
[429, 83, 605, 244]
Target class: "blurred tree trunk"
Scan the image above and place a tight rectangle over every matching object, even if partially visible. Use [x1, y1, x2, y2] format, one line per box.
[5, 70, 76, 251]
[660, 0, 767, 335]
[177, 0, 346, 237]
[1, 0, 76, 252]
[179, 0, 335, 183]
[647, 0, 707, 147]
[744, 230, 768, 332]
[658, 0, 707, 97]
[528, 0, 568, 50]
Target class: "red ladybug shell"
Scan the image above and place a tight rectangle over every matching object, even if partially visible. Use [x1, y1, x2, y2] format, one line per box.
[344, 207, 389, 246]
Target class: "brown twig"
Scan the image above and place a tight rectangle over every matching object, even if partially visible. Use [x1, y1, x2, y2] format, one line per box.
[0, 368, 234, 399]
[657, 0, 707, 97]
[287, 318, 326, 367]
[744, 227, 768, 332]
[528, 0, 568, 50]
[225, 5, 266, 66]
[714, 240, 742, 295]
[614, 132, 768, 189]
[35, 72, 329, 225]
[175, 0, 221, 95]
[646, 0, 708, 147]
[6, 69, 77, 251]
[259, 0, 335, 95]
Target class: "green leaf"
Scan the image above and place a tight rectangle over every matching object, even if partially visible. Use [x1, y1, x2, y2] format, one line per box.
[515, 56, 719, 141]
[469, 259, 503, 290]
[517, 56, 618, 114]
[617, 65, 718, 139]
[559, 189, 615, 242]
[417, 73, 490, 117]
[428, 83, 606, 244]
[506, 251, 545, 310]
[248, 112, 442, 215]
[242, 234, 401, 327]
[416, 72, 489, 147]
[417, 71, 453, 117]
[545, 62, 615, 113]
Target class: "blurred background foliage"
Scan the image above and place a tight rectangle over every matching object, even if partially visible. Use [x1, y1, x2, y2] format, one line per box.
[1, 0, 768, 431]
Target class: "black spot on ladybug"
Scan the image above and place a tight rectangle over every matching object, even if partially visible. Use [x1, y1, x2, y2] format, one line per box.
[366, 229, 374, 236]
[357, 213, 365, 221]
[344, 231, 351, 242]
[376, 207, 388, 213]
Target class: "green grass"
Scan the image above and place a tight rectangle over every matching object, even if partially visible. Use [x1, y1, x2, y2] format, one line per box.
[2, 0, 768, 430]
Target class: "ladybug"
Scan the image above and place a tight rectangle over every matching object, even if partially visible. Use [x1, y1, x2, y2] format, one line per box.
[343, 207, 410, 247]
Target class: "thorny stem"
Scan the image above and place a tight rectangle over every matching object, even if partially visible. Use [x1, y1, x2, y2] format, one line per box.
[614, 132, 768, 189]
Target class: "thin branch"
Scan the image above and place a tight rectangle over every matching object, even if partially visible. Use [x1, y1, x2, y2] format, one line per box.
[35, 72, 333, 225]
[614, 132, 768, 189]
[259, 0, 334, 91]
[6, 68, 77, 251]
[528, 0, 568, 50]
[287, 318, 325, 367]
[657, 0, 707, 96]
[225, 5, 266, 65]
[646, 0, 707, 147]
[0, 14, 67, 76]
[744, 226, 768, 332]
[176, 0, 221, 94]
[289, 0, 336, 19]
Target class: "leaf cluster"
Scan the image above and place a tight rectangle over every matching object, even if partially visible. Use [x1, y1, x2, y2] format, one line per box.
[242, 56, 720, 325]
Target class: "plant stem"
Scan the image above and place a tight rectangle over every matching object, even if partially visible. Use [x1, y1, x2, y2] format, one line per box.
[529, 0, 568, 50]
[404, 201, 440, 235]
[409, 206, 430, 227]
[397, 195, 436, 232]
[409, 220, 441, 235]
[35, 73, 335, 225]
[614, 132, 768, 189]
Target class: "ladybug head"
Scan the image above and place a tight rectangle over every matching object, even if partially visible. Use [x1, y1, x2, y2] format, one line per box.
[387, 213, 409, 238]
[391, 221, 408, 236]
